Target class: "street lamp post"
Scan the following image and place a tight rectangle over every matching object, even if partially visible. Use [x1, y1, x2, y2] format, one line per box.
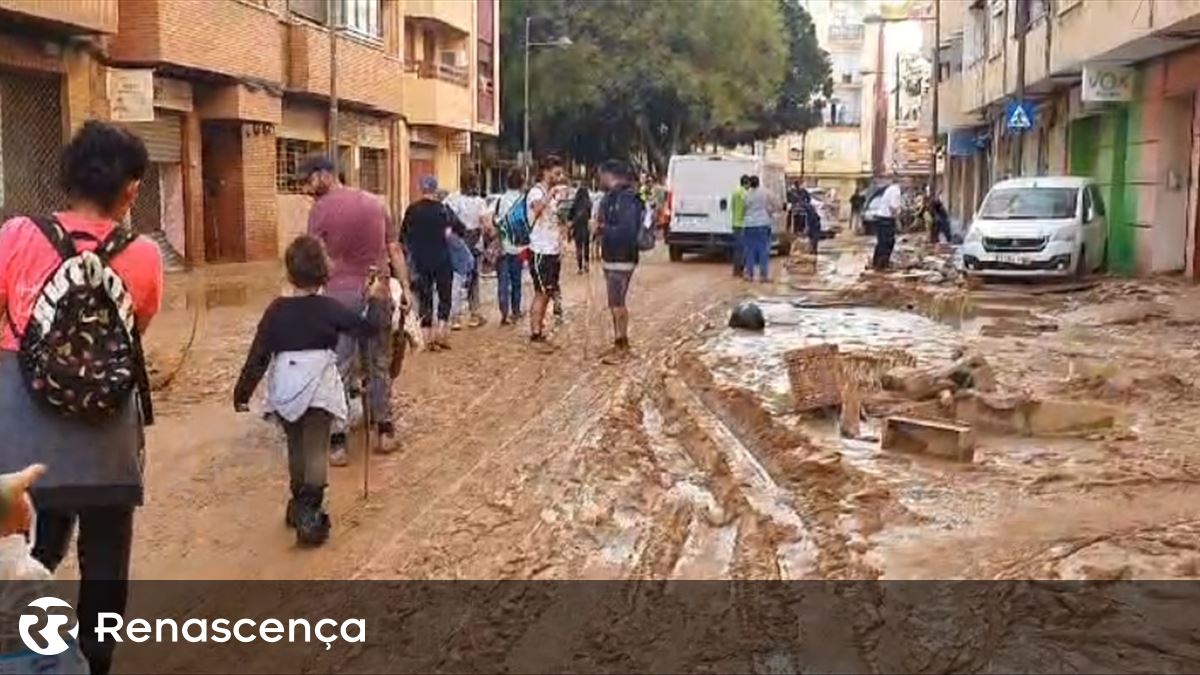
[522, 18, 572, 182]
[523, 16, 531, 182]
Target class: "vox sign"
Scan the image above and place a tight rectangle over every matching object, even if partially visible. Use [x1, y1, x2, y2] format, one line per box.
[1082, 65, 1135, 102]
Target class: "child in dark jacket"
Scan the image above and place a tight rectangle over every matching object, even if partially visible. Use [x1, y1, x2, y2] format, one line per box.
[233, 235, 388, 547]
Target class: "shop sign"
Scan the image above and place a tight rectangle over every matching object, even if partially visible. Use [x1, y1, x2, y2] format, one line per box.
[1082, 65, 1135, 102]
[152, 77, 193, 112]
[108, 68, 155, 122]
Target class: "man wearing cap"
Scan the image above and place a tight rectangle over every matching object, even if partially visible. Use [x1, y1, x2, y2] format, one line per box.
[400, 175, 463, 351]
[302, 156, 407, 464]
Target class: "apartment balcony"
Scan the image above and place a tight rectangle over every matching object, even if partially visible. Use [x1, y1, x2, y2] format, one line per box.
[0, 0, 118, 34]
[287, 21, 405, 114]
[828, 23, 865, 44]
[404, 0, 471, 35]
[477, 80, 496, 128]
[935, 69, 984, 131]
[110, 0, 283, 84]
[1049, 0, 1200, 75]
[961, 60, 986, 114]
[834, 72, 863, 88]
[404, 61, 472, 131]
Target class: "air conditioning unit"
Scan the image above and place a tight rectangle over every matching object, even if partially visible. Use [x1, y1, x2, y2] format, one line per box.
[440, 50, 468, 67]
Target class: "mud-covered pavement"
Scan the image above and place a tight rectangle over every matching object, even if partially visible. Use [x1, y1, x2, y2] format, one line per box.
[129, 239, 1200, 585]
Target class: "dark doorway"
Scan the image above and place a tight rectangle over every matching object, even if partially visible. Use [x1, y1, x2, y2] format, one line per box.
[201, 122, 245, 262]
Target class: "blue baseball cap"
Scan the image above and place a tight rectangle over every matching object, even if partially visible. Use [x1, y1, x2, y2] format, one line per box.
[420, 175, 439, 194]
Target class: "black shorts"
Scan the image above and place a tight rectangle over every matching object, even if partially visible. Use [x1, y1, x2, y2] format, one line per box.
[603, 267, 634, 308]
[531, 253, 562, 295]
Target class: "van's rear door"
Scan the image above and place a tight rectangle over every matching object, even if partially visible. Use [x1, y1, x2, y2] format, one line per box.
[668, 157, 753, 235]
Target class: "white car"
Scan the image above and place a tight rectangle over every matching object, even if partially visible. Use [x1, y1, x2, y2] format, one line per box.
[961, 176, 1107, 278]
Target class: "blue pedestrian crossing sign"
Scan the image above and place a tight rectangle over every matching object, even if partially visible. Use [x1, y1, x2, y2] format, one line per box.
[1006, 101, 1035, 131]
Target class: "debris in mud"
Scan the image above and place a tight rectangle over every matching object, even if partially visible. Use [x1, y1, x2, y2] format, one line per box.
[943, 391, 1128, 437]
[980, 318, 1059, 338]
[879, 244, 962, 285]
[787, 241, 817, 275]
[1057, 360, 1196, 402]
[785, 344, 843, 411]
[882, 416, 976, 462]
[839, 383, 862, 439]
[879, 352, 997, 401]
[1059, 300, 1169, 327]
[728, 302, 766, 331]
[841, 350, 918, 393]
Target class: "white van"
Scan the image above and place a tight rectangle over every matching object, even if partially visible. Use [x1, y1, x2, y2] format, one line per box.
[664, 154, 789, 262]
[961, 176, 1107, 278]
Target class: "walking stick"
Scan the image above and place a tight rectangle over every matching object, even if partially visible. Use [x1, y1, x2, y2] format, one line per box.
[361, 266, 380, 500]
[361, 340, 371, 500]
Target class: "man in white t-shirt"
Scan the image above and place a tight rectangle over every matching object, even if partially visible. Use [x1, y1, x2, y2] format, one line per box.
[872, 178, 907, 271]
[445, 174, 489, 328]
[526, 155, 567, 346]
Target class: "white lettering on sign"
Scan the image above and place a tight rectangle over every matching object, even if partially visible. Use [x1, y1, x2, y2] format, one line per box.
[1082, 65, 1135, 102]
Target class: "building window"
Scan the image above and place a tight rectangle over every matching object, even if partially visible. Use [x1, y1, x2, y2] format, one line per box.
[276, 138, 324, 193]
[832, 52, 859, 85]
[290, 0, 328, 24]
[964, 6, 986, 66]
[342, 0, 380, 38]
[988, 0, 1006, 60]
[359, 148, 387, 195]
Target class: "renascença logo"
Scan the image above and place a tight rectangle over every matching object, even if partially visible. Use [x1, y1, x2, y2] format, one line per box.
[19, 597, 78, 656]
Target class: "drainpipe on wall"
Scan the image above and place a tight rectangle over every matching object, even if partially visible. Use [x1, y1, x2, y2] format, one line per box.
[1013, 0, 1027, 176]
[872, 23, 887, 176]
[328, 0, 340, 176]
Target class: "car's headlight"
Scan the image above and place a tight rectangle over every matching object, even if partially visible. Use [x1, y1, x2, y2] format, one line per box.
[1050, 227, 1078, 242]
[964, 226, 982, 243]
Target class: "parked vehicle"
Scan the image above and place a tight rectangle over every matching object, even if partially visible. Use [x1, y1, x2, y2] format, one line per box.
[664, 154, 789, 262]
[960, 176, 1107, 278]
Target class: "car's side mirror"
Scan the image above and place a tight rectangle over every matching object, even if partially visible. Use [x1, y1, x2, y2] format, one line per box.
[719, 198, 728, 211]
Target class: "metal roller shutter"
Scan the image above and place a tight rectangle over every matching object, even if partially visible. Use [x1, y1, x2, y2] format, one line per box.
[0, 69, 64, 219]
[125, 113, 182, 163]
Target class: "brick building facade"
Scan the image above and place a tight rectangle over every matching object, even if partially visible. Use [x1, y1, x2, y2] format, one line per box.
[0, 0, 500, 265]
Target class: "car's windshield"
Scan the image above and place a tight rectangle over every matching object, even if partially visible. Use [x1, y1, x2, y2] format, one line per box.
[980, 187, 1078, 220]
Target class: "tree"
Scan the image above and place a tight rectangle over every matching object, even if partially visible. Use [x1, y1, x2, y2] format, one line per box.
[501, 0, 809, 176]
[710, 0, 833, 146]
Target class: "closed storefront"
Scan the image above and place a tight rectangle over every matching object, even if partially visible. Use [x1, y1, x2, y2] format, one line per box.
[0, 68, 63, 220]
[123, 110, 186, 264]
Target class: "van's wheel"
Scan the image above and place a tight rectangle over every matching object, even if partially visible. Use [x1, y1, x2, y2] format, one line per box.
[669, 245, 684, 262]
[1074, 245, 1087, 280]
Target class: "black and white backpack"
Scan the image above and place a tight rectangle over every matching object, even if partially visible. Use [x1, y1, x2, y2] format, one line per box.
[11, 216, 152, 423]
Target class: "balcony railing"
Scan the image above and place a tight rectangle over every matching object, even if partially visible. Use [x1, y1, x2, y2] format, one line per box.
[828, 23, 865, 42]
[406, 60, 470, 87]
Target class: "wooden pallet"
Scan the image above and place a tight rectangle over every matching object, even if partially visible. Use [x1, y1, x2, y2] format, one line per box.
[785, 344, 842, 411]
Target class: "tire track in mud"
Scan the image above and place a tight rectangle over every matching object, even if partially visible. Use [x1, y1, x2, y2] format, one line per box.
[348, 263, 739, 580]
[669, 352, 892, 579]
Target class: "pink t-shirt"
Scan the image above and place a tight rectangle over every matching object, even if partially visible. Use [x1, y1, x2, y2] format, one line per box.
[0, 213, 164, 351]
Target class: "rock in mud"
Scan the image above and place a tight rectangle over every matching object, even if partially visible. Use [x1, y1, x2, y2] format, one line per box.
[881, 367, 955, 400]
[881, 354, 997, 399]
[728, 302, 766, 331]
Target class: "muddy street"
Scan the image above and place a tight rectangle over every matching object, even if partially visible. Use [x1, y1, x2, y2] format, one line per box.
[127, 239, 1200, 584]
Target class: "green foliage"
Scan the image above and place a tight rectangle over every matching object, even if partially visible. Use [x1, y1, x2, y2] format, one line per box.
[500, 0, 830, 175]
